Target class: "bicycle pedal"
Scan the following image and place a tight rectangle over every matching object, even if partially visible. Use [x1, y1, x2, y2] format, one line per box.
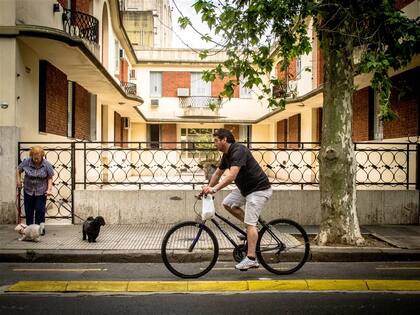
[237, 234, 247, 241]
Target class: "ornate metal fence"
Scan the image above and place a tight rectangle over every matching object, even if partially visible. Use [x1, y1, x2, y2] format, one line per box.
[120, 81, 137, 96]
[18, 141, 419, 222]
[18, 142, 75, 223]
[76, 142, 418, 190]
[62, 8, 99, 44]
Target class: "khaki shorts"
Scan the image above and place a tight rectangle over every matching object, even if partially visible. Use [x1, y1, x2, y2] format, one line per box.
[222, 188, 272, 226]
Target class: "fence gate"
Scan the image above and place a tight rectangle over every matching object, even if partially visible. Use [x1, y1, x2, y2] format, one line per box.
[18, 142, 74, 224]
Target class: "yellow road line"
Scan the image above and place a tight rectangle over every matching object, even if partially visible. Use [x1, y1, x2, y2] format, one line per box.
[13, 269, 107, 272]
[376, 267, 420, 270]
[6, 280, 420, 293]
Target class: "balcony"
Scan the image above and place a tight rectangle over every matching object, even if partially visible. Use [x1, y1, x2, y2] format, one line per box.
[179, 96, 222, 109]
[62, 8, 99, 44]
[120, 81, 137, 96]
[178, 96, 222, 118]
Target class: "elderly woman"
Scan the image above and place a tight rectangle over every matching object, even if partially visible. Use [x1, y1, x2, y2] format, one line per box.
[16, 146, 54, 234]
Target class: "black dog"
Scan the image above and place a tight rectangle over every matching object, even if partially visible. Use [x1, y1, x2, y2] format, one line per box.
[82, 216, 106, 242]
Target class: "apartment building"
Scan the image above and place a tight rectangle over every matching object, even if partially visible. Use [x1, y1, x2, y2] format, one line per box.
[0, 0, 144, 222]
[132, 48, 272, 145]
[262, 0, 419, 146]
[120, 0, 172, 48]
[0, 0, 417, 224]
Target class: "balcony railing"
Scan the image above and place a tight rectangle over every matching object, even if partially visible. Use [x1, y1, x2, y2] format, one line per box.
[120, 81, 137, 96]
[179, 96, 222, 109]
[62, 8, 99, 44]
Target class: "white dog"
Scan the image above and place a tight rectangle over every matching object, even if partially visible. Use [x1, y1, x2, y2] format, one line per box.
[14, 223, 41, 242]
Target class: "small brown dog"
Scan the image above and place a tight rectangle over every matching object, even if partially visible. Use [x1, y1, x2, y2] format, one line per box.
[82, 216, 106, 242]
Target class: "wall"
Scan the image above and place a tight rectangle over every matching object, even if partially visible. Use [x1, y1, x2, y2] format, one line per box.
[74, 189, 420, 225]
[135, 66, 271, 121]
[74, 83, 91, 140]
[0, 127, 20, 224]
[16, 0, 63, 30]
[352, 87, 370, 141]
[0, 39, 17, 126]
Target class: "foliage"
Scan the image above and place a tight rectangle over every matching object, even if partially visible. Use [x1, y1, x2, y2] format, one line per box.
[192, 0, 419, 117]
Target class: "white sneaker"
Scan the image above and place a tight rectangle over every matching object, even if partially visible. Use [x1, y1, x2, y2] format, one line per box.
[235, 257, 259, 271]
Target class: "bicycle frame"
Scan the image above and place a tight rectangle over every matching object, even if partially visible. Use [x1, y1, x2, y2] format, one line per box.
[198, 212, 284, 253]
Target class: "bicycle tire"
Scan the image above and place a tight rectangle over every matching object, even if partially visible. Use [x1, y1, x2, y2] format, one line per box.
[161, 221, 219, 279]
[257, 218, 310, 275]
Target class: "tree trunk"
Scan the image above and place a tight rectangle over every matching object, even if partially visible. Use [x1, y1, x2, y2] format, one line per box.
[317, 13, 364, 246]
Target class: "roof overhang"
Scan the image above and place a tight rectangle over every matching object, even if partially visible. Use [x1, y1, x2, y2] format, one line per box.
[255, 86, 324, 124]
[1, 25, 145, 121]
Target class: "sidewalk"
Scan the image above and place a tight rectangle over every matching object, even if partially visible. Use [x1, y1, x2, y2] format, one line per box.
[1, 224, 419, 263]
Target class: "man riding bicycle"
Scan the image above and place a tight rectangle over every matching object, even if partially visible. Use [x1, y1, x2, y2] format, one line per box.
[202, 129, 272, 270]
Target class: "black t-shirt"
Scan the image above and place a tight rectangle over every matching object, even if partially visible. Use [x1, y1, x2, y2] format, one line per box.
[219, 142, 270, 196]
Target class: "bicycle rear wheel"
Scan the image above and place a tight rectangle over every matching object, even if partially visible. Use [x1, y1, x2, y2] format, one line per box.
[161, 221, 219, 279]
[257, 218, 310, 275]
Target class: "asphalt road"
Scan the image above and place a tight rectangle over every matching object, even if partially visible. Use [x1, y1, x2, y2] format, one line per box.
[1, 292, 420, 315]
[1, 261, 420, 284]
[1, 261, 420, 315]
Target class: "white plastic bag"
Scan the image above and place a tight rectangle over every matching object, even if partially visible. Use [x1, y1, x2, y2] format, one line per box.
[201, 194, 215, 220]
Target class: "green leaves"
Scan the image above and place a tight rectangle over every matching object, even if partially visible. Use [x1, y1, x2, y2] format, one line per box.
[178, 16, 191, 29]
[191, 0, 314, 109]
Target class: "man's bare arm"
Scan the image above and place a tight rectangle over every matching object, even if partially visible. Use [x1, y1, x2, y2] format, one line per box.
[208, 168, 224, 187]
[203, 166, 240, 194]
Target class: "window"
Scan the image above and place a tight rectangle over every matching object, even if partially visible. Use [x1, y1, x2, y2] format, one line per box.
[129, 69, 136, 80]
[90, 94, 97, 141]
[191, 72, 211, 96]
[114, 40, 119, 74]
[239, 76, 252, 99]
[191, 72, 211, 107]
[150, 72, 162, 97]
[180, 128, 218, 158]
[296, 57, 302, 79]
[67, 81, 75, 138]
[371, 91, 384, 140]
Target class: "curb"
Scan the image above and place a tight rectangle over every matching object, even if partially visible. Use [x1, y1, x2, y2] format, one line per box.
[1, 248, 420, 263]
[6, 279, 420, 293]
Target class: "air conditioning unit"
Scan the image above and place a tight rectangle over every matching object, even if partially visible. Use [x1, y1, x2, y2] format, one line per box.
[122, 117, 130, 129]
[177, 88, 189, 97]
[150, 99, 159, 107]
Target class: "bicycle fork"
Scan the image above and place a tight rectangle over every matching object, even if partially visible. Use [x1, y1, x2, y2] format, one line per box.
[188, 223, 205, 252]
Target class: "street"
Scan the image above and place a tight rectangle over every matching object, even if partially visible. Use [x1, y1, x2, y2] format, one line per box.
[1, 261, 420, 314]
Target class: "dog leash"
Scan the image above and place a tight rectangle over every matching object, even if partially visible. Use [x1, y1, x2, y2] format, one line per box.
[16, 188, 86, 224]
[55, 200, 87, 222]
[16, 187, 22, 224]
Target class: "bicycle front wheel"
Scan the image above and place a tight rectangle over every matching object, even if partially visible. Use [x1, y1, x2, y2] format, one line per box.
[257, 219, 310, 275]
[161, 221, 219, 279]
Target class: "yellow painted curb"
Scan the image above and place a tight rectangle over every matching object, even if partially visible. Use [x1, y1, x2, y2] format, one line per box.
[366, 280, 420, 291]
[188, 281, 248, 292]
[66, 281, 128, 292]
[307, 280, 368, 291]
[6, 280, 420, 293]
[248, 280, 307, 291]
[6, 281, 68, 292]
[128, 281, 188, 292]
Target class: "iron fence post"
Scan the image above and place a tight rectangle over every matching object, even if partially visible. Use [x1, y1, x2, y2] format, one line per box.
[83, 142, 87, 190]
[71, 142, 76, 224]
[407, 143, 410, 190]
[416, 143, 419, 191]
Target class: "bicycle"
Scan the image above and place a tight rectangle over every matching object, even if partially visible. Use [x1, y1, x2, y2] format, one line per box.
[161, 195, 310, 279]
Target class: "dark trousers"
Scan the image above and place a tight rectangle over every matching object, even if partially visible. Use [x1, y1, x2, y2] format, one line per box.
[24, 192, 46, 225]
